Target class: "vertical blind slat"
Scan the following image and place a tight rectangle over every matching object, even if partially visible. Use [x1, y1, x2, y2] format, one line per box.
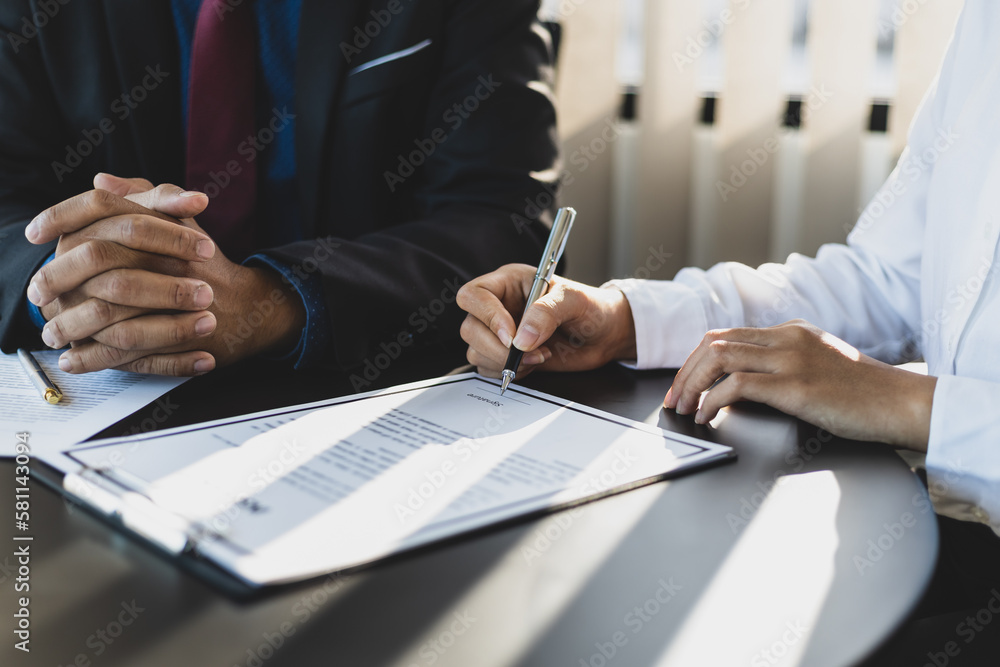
[632, 0, 702, 279]
[798, 0, 880, 254]
[552, 0, 625, 285]
[706, 0, 795, 269]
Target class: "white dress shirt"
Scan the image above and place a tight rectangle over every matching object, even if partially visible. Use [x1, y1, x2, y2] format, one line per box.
[607, 0, 1000, 533]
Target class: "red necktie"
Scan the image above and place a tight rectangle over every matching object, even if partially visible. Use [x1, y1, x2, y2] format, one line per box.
[185, 0, 257, 259]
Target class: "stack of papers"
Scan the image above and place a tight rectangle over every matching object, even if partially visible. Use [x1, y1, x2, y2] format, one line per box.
[0, 350, 187, 465]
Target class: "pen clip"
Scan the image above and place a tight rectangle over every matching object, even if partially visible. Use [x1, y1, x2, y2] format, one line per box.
[535, 207, 576, 283]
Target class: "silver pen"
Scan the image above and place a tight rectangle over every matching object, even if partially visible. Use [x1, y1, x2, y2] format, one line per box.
[500, 207, 577, 395]
[18, 348, 63, 404]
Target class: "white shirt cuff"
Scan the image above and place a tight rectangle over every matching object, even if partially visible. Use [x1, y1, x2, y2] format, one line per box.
[601, 279, 709, 370]
[926, 374, 1000, 535]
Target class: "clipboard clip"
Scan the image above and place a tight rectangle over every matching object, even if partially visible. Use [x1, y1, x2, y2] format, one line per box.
[64, 467, 226, 555]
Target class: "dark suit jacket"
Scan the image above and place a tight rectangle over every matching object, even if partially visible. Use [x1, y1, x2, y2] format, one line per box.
[0, 0, 558, 370]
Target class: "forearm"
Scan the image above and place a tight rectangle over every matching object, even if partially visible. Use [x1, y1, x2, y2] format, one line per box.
[674, 245, 923, 361]
[610, 241, 926, 371]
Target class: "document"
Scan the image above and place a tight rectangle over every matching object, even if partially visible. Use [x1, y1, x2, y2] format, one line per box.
[62, 374, 733, 586]
[0, 350, 187, 462]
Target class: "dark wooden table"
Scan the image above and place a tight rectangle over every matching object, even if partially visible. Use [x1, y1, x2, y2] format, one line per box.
[0, 354, 937, 666]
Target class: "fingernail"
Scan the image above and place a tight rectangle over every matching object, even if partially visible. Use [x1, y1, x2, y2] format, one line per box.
[26, 282, 42, 306]
[41, 326, 57, 348]
[194, 315, 215, 335]
[193, 284, 214, 308]
[24, 219, 39, 242]
[664, 387, 673, 407]
[194, 358, 214, 373]
[180, 190, 207, 198]
[58, 355, 72, 372]
[196, 239, 215, 259]
[497, 327, 513, 348]
[524, 350, 545, 365]
[694, 409, 705, 424]
[676, 402, 689, 416]
[512, 324, 540, 351]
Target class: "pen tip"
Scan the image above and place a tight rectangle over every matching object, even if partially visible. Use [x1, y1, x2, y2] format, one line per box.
[500, 372, 512, 395]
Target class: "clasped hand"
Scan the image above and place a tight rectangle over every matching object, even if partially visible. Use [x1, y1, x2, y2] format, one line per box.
[25, 173, 304, 376]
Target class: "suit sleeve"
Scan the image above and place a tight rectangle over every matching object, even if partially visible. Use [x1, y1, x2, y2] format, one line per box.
[0, 2, 71, 353]
[606, 7, 965, 370]
[262, 0, 559, 371]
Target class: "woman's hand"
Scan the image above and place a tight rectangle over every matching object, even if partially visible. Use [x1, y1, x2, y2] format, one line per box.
[665, 319, 937, 451]
[456, 264, 637, 378]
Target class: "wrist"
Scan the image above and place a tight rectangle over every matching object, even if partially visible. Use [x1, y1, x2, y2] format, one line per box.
[245, 266, 306, 356]
[604, 287, 637, 363]
[890, 369, 937, 452]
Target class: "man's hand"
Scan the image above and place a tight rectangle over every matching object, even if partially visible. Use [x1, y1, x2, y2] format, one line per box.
[665, 319, 937, 451]
[25, 174, 306, 376]
[456, 264, 637, 378]
[26, 174, 219, 374]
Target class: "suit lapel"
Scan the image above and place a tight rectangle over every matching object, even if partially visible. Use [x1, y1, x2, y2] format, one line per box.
[100, 0, 184, 185]
[295, 0, 364, 235]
